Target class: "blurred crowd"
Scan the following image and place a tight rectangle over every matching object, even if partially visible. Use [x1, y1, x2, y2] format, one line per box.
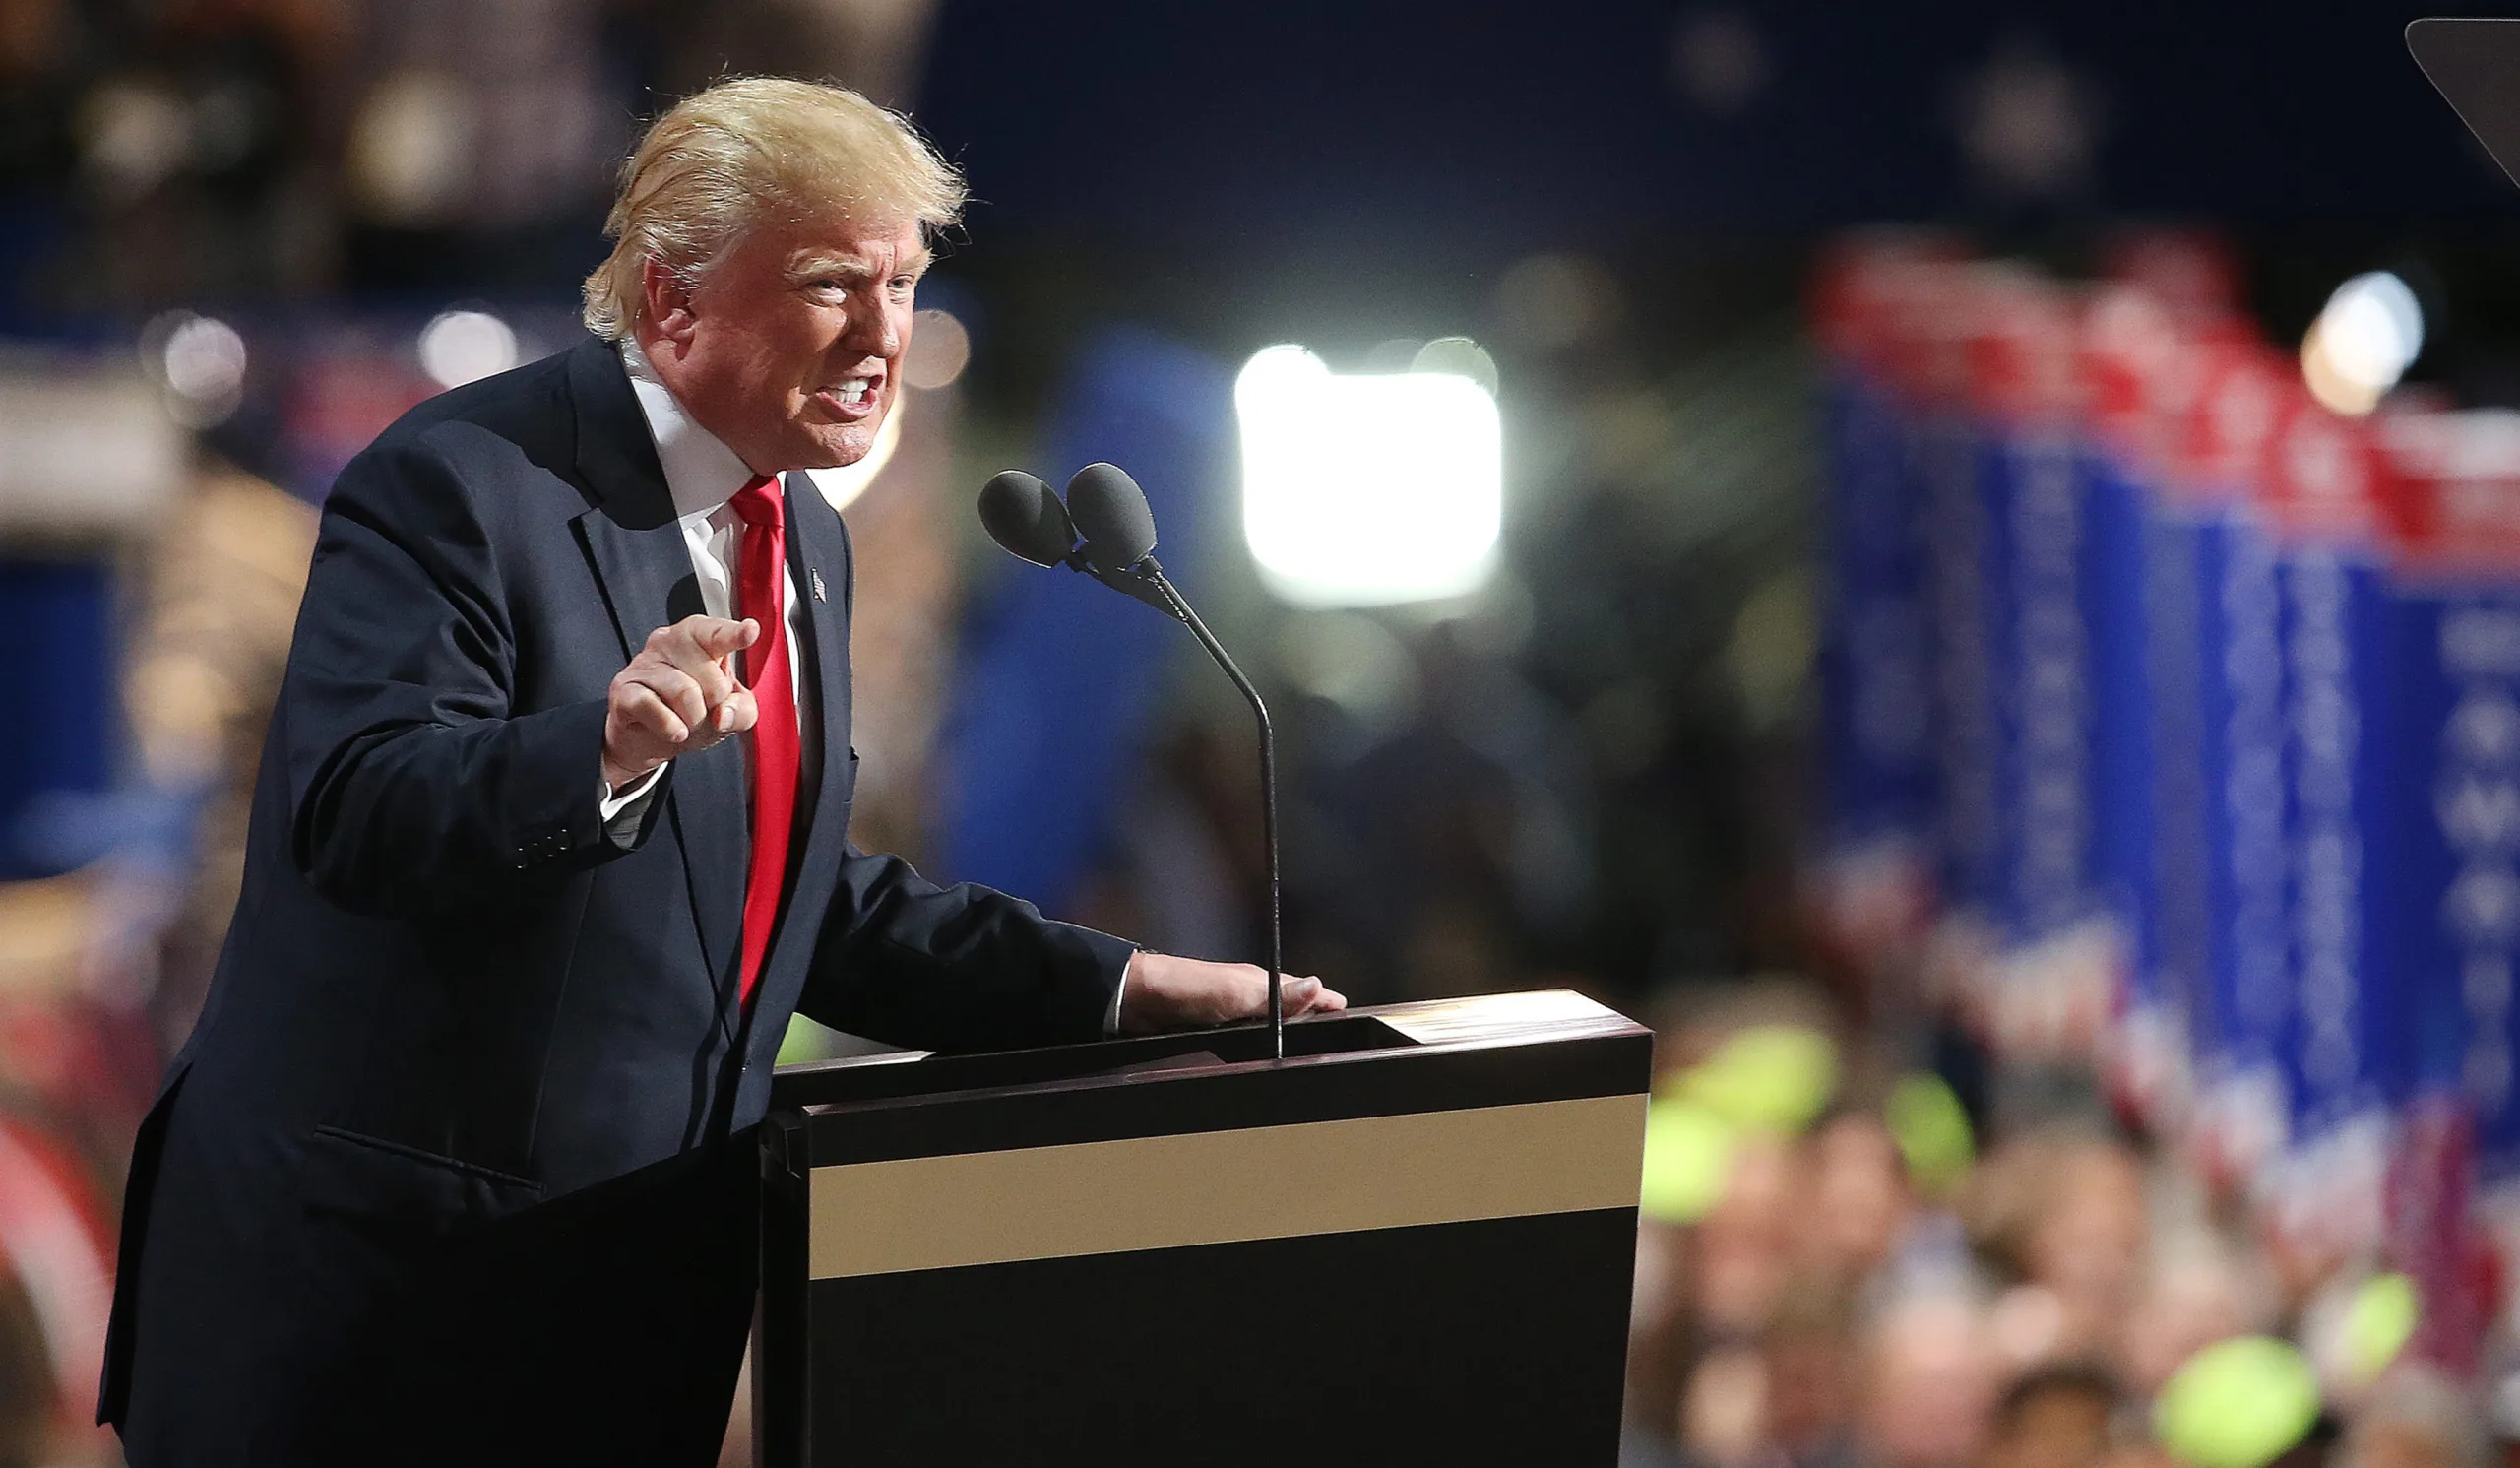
[1616, 230, 2520, 1468]
[0, 0, 946, 317]
[1618, 982, 2492, 1468]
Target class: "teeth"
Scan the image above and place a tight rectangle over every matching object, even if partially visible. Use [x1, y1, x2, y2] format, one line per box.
[834, 379, 870, 405]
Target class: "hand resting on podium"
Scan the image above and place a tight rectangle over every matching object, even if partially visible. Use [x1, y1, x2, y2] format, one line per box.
[1116, 952, 1345, 1033]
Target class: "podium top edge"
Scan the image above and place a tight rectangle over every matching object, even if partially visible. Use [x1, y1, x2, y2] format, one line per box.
[768, 989, 1648, 1119]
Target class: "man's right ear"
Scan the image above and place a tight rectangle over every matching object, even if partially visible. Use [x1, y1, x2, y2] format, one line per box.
[639, 258, 698, 345]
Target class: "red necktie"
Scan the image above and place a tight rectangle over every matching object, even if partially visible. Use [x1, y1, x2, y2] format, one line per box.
[729, 474, 799, 1005]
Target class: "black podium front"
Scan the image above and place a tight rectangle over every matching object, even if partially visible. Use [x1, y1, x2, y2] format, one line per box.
[756, 989, 1651, 1466]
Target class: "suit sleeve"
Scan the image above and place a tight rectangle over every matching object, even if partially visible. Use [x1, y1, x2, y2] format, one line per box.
[283, 432, 656, 916]
[794, 848, 1135, 1053]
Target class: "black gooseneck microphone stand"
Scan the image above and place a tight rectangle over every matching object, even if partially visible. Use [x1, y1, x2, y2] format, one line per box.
[1065, 549, 1283, 1061]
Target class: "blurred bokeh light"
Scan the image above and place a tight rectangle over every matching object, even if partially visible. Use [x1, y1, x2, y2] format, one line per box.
[1235, 343, 1502, 607]
[2302, 271, 2426, 415]
[416, 308, 520, 389]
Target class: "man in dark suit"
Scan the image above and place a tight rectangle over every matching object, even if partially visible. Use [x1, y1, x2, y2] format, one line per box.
[99, 78, 1341, 1465]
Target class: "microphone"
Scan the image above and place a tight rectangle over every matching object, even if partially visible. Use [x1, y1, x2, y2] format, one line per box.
[986, 461, 1175, 614]
[974, 462, 1291, 1060]
[976, 471, 1078, 568]
[1065, 462, 1159, 569]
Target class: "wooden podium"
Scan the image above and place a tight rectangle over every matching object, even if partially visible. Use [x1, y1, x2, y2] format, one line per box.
[756, 989, 1651, 1465]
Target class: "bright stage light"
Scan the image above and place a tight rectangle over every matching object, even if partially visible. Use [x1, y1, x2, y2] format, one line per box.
[418, 309, 519, 388]
[1235, 344, 1502, 608]
[2301, 271, 2423, 416]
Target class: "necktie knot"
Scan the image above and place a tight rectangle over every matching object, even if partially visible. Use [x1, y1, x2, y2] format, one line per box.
[730, 473, 784, 530]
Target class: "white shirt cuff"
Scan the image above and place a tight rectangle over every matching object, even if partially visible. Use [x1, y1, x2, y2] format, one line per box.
[598, 766, 665, 823]
[1105, 951, 1136, 1037]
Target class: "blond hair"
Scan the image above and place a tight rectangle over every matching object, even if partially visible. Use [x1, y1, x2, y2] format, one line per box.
[581, 78, 966, 340]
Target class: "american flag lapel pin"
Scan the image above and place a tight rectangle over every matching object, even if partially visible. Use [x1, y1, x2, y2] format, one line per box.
[810, 569, 828, 603]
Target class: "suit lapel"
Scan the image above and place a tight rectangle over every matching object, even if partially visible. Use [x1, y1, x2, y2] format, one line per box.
[786, 472, 853, 832]
[563, 339, 747, 996]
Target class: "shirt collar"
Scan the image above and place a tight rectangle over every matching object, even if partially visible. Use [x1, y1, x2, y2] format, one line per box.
[619, 337, 761, 521]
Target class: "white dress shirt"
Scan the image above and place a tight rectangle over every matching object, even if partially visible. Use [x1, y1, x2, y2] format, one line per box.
[598, 340, 815, 823]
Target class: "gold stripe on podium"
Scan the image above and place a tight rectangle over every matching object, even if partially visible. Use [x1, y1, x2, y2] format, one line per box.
[807, 1093, 1648, 1280]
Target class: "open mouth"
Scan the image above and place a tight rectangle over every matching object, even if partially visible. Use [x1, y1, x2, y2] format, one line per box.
[813, 377, 880, 416]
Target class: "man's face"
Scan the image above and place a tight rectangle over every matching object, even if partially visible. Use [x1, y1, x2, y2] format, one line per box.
[641, 211, 925, 473]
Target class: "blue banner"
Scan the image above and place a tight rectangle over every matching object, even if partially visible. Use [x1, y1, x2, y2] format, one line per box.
[1816, 370, 1937, 864]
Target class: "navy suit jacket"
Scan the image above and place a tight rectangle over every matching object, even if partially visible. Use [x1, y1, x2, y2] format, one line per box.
[100, 338, 1133, 1465]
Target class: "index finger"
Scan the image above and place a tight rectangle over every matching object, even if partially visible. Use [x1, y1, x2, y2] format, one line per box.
[679, 615, 760, 659]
